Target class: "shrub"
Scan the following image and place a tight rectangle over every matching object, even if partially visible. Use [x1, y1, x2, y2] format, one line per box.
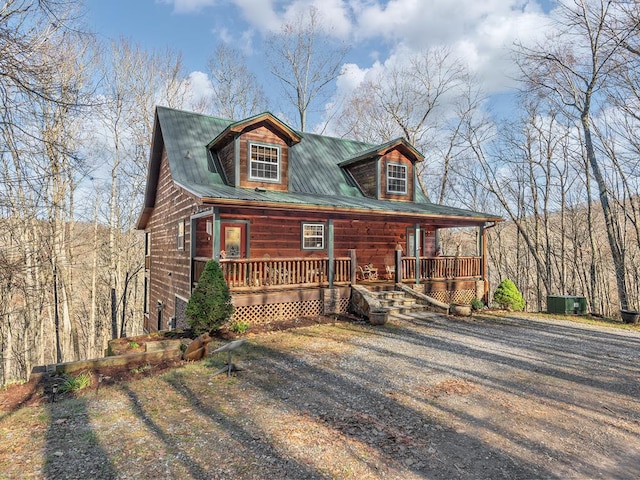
[471, 297, 485, 311]
[59, 371, 93, 393]
[493, 279, 525, 311]
[186, 260, 234, 335]
[229, 319, 250, 334]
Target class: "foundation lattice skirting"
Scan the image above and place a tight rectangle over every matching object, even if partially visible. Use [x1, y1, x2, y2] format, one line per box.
[230, 298, 349, 324]
[427, 289, 476, 305]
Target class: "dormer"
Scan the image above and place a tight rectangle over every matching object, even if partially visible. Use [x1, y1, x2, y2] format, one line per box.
[207, 113, 301, 192]
[339, 138, 424, 202]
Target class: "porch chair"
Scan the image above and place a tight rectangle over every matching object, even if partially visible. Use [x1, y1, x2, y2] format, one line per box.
[367, 265, 379, 280]
[385, 265, 395, 280]
[358, 264, 378, 280]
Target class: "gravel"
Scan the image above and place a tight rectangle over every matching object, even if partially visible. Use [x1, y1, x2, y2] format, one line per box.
[1, 311, 639, 479]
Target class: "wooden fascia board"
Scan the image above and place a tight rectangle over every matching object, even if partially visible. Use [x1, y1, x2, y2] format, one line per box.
[136, 111, 164, 230]
[207, 113, 301, 150]
[378, 139, 424, 163]
[200, 196, 502, 224]
[340, 140, 423, 168]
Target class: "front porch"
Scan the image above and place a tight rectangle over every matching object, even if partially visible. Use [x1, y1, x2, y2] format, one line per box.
[192, 253, 484, 324]
[193, 253, 482, 291]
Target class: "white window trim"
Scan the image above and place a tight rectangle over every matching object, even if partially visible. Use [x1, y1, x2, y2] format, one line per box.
[302, 222, 325, 250]
[249, 141, 281, 183]
[387, 162, 408, 195]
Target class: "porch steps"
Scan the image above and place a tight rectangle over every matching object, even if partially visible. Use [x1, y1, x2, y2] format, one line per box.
[366, 289, 424, 316]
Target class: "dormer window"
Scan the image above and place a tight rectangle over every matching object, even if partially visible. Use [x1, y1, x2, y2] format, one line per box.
[387, 163, 407, 194]
[249, 142, 280, 182]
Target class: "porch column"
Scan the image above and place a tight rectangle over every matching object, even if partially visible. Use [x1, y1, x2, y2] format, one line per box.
[414, 223, 421, 285]
[189, 217, 196, 289]
[480, 224, 488, 303]
[213, 207, 221, 260]
[349, 249, 357, 284]
[327, 219, 334, 287]
[394, 249, 402, 283]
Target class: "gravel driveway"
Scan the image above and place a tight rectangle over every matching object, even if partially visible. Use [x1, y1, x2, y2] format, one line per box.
[2, 312, 639, 479]
[238, 312, 640, 479]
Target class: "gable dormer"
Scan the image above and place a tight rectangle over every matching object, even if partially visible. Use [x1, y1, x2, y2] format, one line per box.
[207, 113, 301, 192]
[339, 138, 424, 202]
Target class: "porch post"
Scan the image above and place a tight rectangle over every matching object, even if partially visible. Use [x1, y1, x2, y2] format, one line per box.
[213, 207, 221, 260]
[327, 219, 334, 287]
[480, 224, 488, 303]
[394, 248, 402, 283]
[414, 224, 421, 285]
[349, 249, 357, 284]
[189, 217, 196, 290]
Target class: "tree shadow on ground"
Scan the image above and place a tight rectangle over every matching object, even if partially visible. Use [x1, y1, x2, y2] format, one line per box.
[224, 340, 558, 479]
[161, 372, 328, 479]
[43, 396, 118, 479]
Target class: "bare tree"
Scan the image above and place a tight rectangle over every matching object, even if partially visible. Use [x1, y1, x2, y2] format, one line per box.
[206, 44, 267, 120]
[266, 6, 348, 131]
[96, 39, 191, 339]
[516, 0, 637, 311]
[0, 0, 92, 382]
[335, 47, 469, 202]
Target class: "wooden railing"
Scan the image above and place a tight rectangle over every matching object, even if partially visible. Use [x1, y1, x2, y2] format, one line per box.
[400, 256, 481, 281]
[193, 257, 351, 290]
[193, 255, 480, 290]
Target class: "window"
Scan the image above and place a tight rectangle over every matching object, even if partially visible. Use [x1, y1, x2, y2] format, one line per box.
[387, 163, 407, 194]
[249, 143, 280, 182]
[177, 220, 185, 250]
[143, 276, 149, 314]
[145, 232, 151, 270]
[302, 223, 325, 250]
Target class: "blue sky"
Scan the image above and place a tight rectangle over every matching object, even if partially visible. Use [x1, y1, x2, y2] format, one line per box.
[85, 0, 556, 130]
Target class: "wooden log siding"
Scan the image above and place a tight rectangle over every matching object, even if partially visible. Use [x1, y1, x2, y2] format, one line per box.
[401, 256, 481, 281]
[194, 257, 352, 291]
[146, 148, 200, 331]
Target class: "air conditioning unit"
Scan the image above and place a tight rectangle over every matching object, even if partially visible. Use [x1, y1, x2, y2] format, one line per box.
[547, 296, 587, 315]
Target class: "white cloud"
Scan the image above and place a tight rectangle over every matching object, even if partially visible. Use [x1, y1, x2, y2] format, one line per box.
[183, 70, 214, 111]
[231, 0, 281, 33]
[344, 0, 551, 94]
[162, 0, 554, 129]
[229, 0, 353, 38]
[160, 0, 219, 13]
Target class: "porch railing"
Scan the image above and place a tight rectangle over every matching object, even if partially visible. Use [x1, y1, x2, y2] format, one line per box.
[193, 255, 481, 290]
[401, 256, 481, 281]
[194, 257, 351, 290]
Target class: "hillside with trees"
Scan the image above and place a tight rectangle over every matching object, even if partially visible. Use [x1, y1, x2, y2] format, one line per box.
[1, 0, 639, 385]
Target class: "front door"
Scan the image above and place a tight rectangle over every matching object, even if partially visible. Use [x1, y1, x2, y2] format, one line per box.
[221, 223, 247, 258]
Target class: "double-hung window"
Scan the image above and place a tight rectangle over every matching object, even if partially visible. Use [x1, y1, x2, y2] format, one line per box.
[302, 223, 325, 250]
[387, 163, 407, 194]
[177, 220, 185, 250]
[249, 143, 280, 182]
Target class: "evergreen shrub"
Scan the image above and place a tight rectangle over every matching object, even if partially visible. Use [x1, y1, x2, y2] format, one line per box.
[493, 279, 525, 311]
[186, 260, 234, 335]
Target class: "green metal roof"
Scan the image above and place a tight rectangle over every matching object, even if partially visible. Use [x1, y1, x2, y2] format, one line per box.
[138, 106, 501, 227]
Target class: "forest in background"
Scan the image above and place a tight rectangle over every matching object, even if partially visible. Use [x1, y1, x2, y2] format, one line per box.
[1, 0, 639, 385]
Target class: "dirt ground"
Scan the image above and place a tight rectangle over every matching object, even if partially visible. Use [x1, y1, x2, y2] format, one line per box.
[1, 311, 639, 479]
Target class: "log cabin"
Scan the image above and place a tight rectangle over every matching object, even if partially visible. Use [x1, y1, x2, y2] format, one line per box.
[137, 106, 502, 332]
